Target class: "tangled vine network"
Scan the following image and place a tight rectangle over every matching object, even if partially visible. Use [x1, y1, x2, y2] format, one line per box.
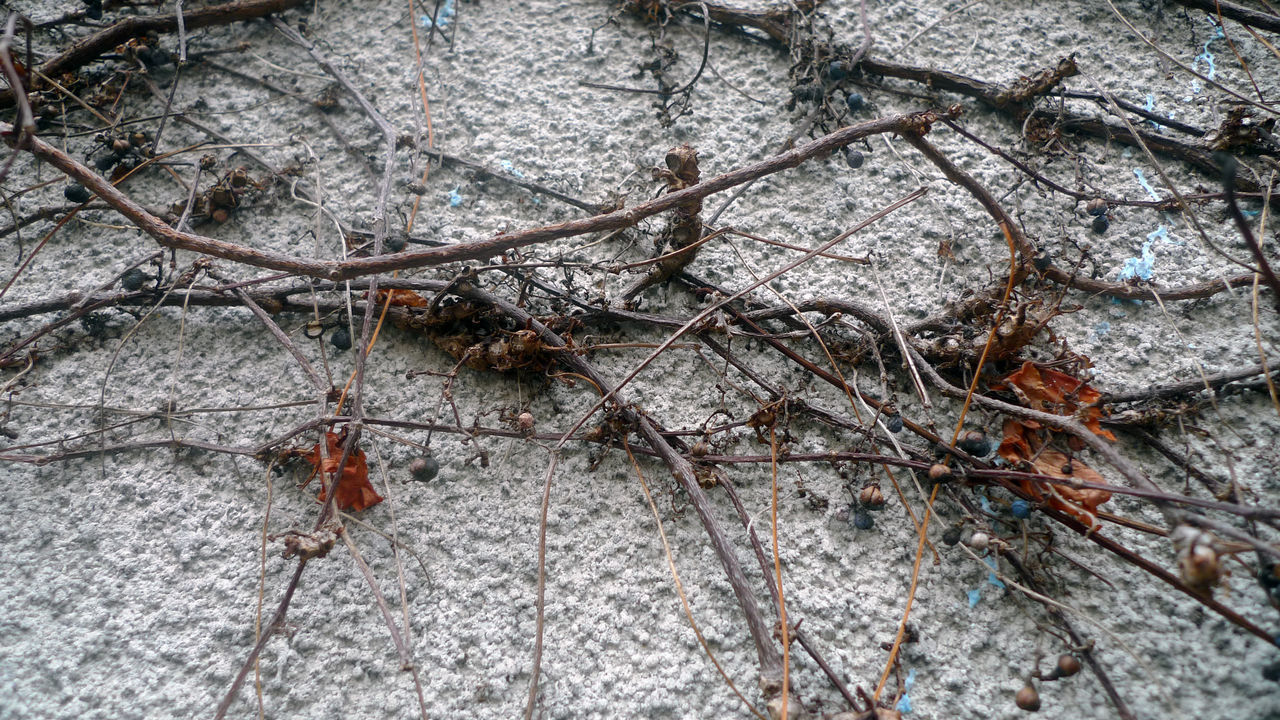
[1, 1, 1279, 719]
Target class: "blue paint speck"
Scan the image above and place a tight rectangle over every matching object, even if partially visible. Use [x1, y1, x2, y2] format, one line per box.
[1119, 226, 1165, 282]
[447, 187, 463, 207]
[985, 556, 1006, 589]
[1144, 94, 1163, 130]
[1193, 18, 1224, 84]
[1093, 321, 1111, 337]
[499, 159, 525, 178]
[896, 669, 917, 714]
[967, 589, 981, 608]
[1133, 168, 1161, 200]
[420, 0, 455, 29]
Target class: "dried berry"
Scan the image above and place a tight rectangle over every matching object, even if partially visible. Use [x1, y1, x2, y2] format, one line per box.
[942, 526, 963, 546]
[1091, 214, 1109, 234]
[1085, 197, 1108, 216]
[859, 484, 886, 510]
[517, 411, 535, 432]
[928, 463, 952, 481]
[1033, 252, 1052, 271]
[330, 326, 352, 351]
[1010, 499, 1031, 519]
[64, 183, 92, 203]
[691, 440, 709, 457]
[843, 147, 864, 169]
[1015, 682, 1041, 712]
[826, 60, 848, 82]
[120, 268, 147, 291]
[846, 92, 865, 112]
[211, 208, 230, 224]
[791, 82, 823, 103]
[958, 430, 992, 457]
[1056, 654, 1081, 678]
[409, 455, 439, 481]
[852, 508, 874, 530]
[94, 153, 120, 172]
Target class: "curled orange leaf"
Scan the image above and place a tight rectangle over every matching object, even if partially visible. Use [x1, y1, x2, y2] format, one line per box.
[303, 431, 383, 512]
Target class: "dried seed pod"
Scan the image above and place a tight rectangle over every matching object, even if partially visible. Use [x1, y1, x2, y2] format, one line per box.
[111, 138, 132, 154]
[690, 440, 709, 457]
[517, 411, 535, 432]
[928, 463, 952, 481]
[859, 484, 886, 510]
[409, 455, 439, 481]
[1015, 682, 1041, 711]
[211, 207, 230, 224]
[1056, 653, 1081, 678]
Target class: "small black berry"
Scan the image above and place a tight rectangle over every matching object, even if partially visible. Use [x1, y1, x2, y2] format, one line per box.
[844, 148, 864, 169]
[846, 92, 865, 112]
[409, 455, 440, 481]
[330, 326, 352, 351]
[942, 526, 963, 546]
[120, 268, 147, 291]
[826, 61, 848, 82]
[957, 430, 992, 457]
[64, 184, 92, 203]
[852, 508, 874, 530]
[1091, 215, 1109, 233]
[885, 412, 903, 433]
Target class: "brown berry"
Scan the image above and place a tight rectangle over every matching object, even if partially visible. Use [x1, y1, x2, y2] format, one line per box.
[517, 411, 535, 431]
[1056, 653, 1081, 678]
[409, 456, 439, 481]
[928, 463, 952, 481]
[1015, 682, 1041, 711]
[1085, 197, 1108, 216]
[211, 207, 230, 224]
[859, 484, 886, 510]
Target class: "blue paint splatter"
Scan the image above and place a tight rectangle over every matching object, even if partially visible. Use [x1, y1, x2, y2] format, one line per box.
[447, 187, 463, 207]
[1194, 19, 1224, 82]
[1133, 168, 1161, 200]
[1093, 321, 1111, 337]
[499, 159, 525, 178]
[896, 669, 917, 714]
[979, 495, 994, 515]
[967, 588, 982, 608]
[1119, 226, 1165, 282]
[420, 0, 455, 29]
[1144, 94, 1163, 130]
[985, 556, 1006, 589]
